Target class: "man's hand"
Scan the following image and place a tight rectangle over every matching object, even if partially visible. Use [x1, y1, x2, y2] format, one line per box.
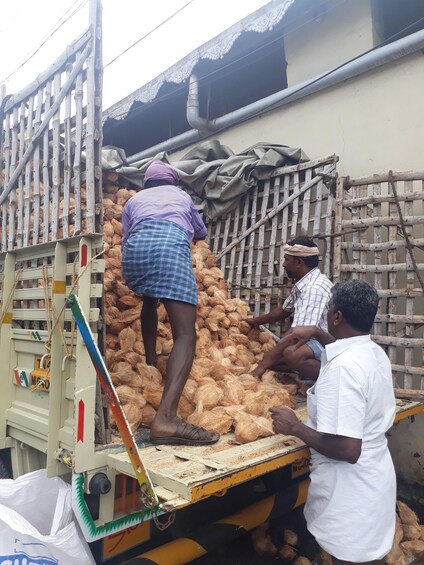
[289, 325, 319, 349]
[242, 317, 260, 328]
[269, 407, 300, 436]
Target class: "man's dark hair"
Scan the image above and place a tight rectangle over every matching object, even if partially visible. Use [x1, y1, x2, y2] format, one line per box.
[287, 236, 319, 269]
[331, 280, 379, 333]
[144, 179, 175, 189]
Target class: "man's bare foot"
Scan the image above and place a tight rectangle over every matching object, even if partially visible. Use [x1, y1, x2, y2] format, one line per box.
[150, 416, 219, 446]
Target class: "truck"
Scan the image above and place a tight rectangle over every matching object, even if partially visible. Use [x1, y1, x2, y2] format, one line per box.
[0, 1, 423, 563]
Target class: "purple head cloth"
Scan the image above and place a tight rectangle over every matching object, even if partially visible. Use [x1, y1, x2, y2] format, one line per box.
[144, 160, 180, 186]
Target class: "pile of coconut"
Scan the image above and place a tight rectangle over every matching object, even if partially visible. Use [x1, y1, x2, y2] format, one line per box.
[250, 499, 424, 564]
[102, 181, 300, 444]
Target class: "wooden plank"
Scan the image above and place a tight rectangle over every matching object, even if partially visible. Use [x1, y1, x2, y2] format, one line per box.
[255, 180, 271, 316]
[73, 62, 84, 234]
[270, 154, 337, 178]
[8, 106, 19, 250]
[290, 172, 299, 238]
[2, 113, 11, 251]
[358, 185, 367, 281]
[301, 168, 312, 232]
[403, 180, 414, 389]
[32, 88, 44, 246]
[23, 96, 35, 247]
[351, 185, 360, 280]
[219, 214, 232, 275]
[0, 45, 91, 207]
[341, 238, 424, 251]
[3, 29, 91, 113]
[343, 191, 424, 207]
[11, 308, 100, 323]
[340, 263, 424, 273]
[51, 71, 61, 241]
[216, 172, 326, 261]
[387, 193, 398, 382]
[16, 101, 26, 248]
[42, 81, 52, 243]
[346, 170, 424, 186]
[235, 196, 250, 300]
[227, 205, 240, 292]
[62, 63, 73, 239]
[246, 185, 259, 312]
[266, 177, 280, 315]
[312, 175, 323, 235]
[332, 176, 344, 284]
[323, 166, 335, 277]
[341, 216, 424, 228]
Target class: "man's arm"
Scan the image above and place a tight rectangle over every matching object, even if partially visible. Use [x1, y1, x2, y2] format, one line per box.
[244, 307, 291, 327]
[270, 407, 362, 464]
[289, 325, 336, 348]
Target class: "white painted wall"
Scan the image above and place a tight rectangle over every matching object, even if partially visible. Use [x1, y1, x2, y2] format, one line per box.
[172, 53, 424, 178]
[284, 0, 374, 86]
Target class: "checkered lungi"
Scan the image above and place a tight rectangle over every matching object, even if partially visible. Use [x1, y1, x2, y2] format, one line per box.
[122, 219, 198, 305]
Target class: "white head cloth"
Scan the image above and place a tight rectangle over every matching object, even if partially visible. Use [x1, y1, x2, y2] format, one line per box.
[284, 243, 319, 257]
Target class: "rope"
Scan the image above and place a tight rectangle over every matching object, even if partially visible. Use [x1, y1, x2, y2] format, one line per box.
[388, 171, 424, 293]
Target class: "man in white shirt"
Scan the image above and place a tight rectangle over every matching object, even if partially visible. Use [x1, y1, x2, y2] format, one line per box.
[246, 236, 333, 379]
[270, 280, 396, 564]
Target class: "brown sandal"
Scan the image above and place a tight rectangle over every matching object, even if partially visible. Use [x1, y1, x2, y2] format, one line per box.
[150, 421, 220, 446]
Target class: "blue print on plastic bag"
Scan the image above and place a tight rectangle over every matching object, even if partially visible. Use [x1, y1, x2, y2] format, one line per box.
[0, 540, 59, 565]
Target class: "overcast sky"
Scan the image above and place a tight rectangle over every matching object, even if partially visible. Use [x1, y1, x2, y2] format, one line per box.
[0, 0, 270, 110]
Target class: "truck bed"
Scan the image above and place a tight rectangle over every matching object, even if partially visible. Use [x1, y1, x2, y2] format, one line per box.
[104, 399, 423, 509]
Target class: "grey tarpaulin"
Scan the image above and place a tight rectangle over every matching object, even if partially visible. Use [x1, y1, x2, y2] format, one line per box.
[101, 140, 309, 220]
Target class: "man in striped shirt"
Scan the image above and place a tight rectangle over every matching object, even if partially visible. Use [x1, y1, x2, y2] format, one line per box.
[246, 236, 333, 379]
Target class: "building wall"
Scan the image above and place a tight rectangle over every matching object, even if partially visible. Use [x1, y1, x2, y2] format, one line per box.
[284, 0, 374, 86]
[172, 53, 424, 178]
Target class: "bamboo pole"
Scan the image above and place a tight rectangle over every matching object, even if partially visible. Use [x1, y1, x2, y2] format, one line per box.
[332, 176, 344, 284]
[266, 177, 280, 315]
[8, 106, 19, 250]
[404, 180, 414, 389]
[32, 87, 43, 246]
[246, 185, 258, 312]
[235, 196, 249, 300]
[341, 238, 424, 251]
[62, 63, 73, 239]
[23, 96, 34, 247]
[323, 168, 335, 277]
[269, 154, 337, 178]
[0, 43, 91, 207]
[345, 170, 424, 187]
[42, 81, 52, 243]
[3, 29, 91, 114]
[343, 191, 424, 207]
[290, 171, 300, 238]
[16, 101, 26, 248]
[51, 72, 61, 241]
[301, 168, 312, 232]
[227, 203, 240, 291]
[219, 214, 232, 275]
[340, 263, 424, 273]
[73, 57, 84, 235]
[255, 179, 271, 316]
[341, 215, 424, 228]
[216, 170, 328, 261]
[2, 113, 11, 251]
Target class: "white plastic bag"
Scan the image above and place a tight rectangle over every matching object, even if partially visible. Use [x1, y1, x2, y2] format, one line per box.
[0, 469, 95, 565]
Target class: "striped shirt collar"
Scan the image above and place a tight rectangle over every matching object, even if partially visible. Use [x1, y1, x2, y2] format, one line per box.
[292, 267, 321, 293]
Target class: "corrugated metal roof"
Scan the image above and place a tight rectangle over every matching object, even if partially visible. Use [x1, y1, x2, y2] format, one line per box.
[103, 0, 295, 122]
